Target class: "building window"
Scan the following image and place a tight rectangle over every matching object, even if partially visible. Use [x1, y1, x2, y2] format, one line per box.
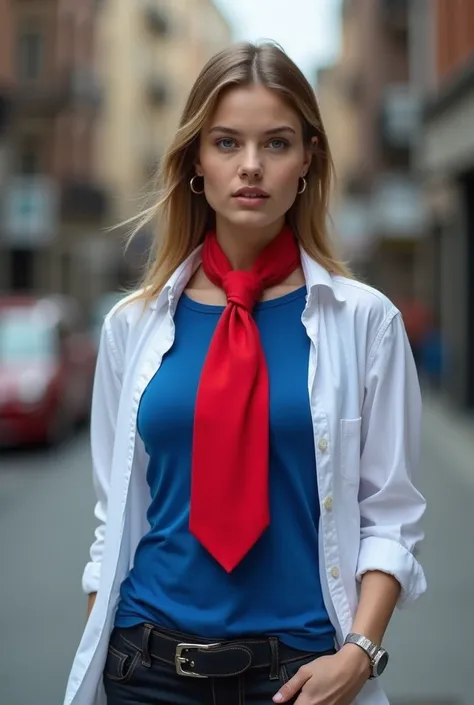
[18, 136, 42, 174]
[11, 249, 35, 291]
[17, 27, 44, 81]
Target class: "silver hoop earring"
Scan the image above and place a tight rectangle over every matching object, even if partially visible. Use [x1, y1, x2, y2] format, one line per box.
[297, 177, 307, 195]
[190, 175, 205, 195]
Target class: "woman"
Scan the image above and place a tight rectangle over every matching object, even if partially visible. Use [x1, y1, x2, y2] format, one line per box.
[64, 42, 426, 705]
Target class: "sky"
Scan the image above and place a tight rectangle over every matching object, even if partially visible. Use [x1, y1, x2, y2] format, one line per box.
[213, 0, 342, 81]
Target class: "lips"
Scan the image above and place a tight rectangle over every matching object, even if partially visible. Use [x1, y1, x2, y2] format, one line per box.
[233, 188, 269, 198]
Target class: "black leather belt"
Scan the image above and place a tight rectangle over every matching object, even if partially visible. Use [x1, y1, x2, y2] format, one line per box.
[116, 623, 334, 679]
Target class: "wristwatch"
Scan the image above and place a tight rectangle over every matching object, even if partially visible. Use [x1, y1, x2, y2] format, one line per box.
[344, 633, 389, 679]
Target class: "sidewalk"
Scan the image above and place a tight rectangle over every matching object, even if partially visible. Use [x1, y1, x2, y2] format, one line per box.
[421, 386, 474, 486]
[382, 386, 474, 704]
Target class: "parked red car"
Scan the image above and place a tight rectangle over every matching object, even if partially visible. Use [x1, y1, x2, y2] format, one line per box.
[0, 295, 97, 447]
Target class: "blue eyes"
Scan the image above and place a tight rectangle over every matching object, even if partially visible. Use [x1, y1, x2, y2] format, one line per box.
[217, 138, 237, 149]
[215, 138, 289, 151]
[268, 139, 288, 150]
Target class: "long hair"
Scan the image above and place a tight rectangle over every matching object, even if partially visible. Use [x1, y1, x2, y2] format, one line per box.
[125, 41, 352, 304]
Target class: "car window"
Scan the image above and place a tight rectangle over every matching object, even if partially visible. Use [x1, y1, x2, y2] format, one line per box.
[0, 311, 56, 362]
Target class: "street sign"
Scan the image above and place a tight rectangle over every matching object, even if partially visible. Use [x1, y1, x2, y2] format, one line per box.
[2, 175, 59, 246]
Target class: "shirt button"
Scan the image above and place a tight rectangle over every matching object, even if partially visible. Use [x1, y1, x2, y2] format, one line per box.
[318, 438, 328, 452]
[323, 496, 333, 511]
[330, 566, 340, 579]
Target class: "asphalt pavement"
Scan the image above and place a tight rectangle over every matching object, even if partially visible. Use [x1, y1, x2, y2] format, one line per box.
[0, 431, 96, 705]
[0, 393, 473, 705]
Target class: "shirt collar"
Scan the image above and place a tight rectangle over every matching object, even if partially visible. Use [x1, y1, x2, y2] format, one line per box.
[300, 248, 346, 303]
[150, 243, 345, 310]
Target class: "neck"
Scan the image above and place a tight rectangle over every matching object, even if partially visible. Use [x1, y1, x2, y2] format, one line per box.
[214, 216, 286, 270]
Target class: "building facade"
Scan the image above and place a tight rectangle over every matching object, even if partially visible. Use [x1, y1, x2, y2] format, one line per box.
[0, 0, 107, 311]
[414, 0, 474, 410]
[0, 0, 11, 248]
[316, 3, 372, 272]
[318, 0, 424, 292]
[0, 0, 232, 310]
[93, 0, 232, 288]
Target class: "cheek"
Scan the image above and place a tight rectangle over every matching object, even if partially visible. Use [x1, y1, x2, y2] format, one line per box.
[267, 171, 300, 212]
[203, 171, 227, 206]
[199, 151, 228, 188]
[273, 160, 303, 189]
[199, 155, 232, 212]
[206, 176, 229, 207]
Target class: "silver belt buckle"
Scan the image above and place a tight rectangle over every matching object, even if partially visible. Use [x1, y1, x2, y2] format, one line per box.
[175, 642, 219, 678]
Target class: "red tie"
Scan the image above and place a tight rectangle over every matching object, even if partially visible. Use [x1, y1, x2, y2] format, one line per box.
[189, 226, 301, 572]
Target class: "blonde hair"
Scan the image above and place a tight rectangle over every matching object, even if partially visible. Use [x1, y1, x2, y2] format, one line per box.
[126, 41, 352, 304]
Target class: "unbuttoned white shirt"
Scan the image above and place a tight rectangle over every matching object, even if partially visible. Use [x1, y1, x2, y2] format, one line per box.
[64, 246, 426, 705]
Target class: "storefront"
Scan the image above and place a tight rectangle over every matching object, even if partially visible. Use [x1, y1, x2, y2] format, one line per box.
[419, 63, 474, 410]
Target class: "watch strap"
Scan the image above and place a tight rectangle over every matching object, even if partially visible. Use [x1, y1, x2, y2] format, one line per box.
[345, 633, 380, 660]
[344, 633, 387, 679]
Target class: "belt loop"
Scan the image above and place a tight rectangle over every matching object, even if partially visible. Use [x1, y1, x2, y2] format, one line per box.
[141, 623, 153, 668]
[269, 637, 280, 681]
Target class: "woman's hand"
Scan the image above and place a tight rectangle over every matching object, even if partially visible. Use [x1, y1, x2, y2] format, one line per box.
[272, 644, 371, 704]
[87, 592, 97, 620]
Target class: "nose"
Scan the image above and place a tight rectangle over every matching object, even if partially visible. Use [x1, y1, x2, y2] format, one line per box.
[237, 146, 263, 181]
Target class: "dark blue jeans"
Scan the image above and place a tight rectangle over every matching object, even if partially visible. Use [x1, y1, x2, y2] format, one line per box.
[103, 625, 335, 705]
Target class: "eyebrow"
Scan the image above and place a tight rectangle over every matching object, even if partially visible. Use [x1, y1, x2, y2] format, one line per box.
[208, 125, 296, 136]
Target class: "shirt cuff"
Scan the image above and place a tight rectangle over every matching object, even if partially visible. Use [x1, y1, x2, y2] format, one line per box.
[82, 561, 101, 595]
[356, 536, 427, 607]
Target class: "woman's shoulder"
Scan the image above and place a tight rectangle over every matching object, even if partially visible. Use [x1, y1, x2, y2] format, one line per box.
[96, 290, 156, 370]
[332, 275, 399, 316]
[329, 275, 401, 341]
[102, 289, 155, 341]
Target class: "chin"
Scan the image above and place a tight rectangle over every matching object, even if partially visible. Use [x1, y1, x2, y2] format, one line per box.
[225, 210, 278, 229]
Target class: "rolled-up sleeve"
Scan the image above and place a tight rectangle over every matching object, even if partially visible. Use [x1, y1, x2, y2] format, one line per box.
[356, 309, 427, 607]
[81, 317, 122, 595]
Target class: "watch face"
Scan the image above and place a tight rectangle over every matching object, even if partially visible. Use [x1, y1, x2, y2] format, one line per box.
[375, 651, 389, 677]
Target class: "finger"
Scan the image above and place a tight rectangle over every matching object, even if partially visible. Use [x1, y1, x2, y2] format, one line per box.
[272, 666, 312, 703]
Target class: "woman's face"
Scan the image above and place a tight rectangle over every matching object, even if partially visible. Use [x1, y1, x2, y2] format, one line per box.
[196, 84, 311, 233]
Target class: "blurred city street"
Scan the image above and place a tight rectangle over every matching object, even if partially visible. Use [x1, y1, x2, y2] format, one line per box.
[1, 1, 474, 705]
[0, 430, 96, 705]
[0, 390, 473, 705]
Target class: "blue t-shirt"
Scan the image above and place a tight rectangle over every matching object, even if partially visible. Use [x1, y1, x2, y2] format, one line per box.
[115, 286, 335, 651]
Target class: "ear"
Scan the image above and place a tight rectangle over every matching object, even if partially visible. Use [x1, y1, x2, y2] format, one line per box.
[194, 159, 204, 177]
[301, 136, 318, 177]
[301, 149, 312, 177]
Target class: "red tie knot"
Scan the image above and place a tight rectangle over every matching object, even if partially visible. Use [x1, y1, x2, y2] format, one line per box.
[223, 270, 262, 311]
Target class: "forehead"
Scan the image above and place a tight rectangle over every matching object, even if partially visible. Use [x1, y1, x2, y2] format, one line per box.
[208, 84, 302, 134]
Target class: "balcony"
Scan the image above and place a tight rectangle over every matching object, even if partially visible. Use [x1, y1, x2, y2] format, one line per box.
[13, 76, 70, 117]
[2, 175, 109, 246]
[144, 3, 169, 36]
[370, 173, 425, 239]
[380, 84, 421, 151]
[60, 180, 109, 222]
[12, 67, 102, 117]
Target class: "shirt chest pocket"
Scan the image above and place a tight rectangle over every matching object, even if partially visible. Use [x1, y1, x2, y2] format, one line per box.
[340, 417, 362, 485]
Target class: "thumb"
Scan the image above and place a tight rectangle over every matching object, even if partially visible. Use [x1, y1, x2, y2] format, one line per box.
[273, 667, 311, 703]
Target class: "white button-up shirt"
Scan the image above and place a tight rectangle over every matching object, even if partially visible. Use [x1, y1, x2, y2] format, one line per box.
[64, 246, 426, 705]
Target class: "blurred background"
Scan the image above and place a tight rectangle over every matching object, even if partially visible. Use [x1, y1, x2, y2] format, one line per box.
[0, 0, 473, 704]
